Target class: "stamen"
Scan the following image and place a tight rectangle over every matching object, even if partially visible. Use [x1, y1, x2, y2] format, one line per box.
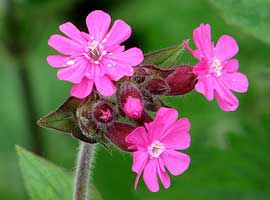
[148, 141, 165, 158]
[211, 57, 222, 77]
[84, 40, 104, 61]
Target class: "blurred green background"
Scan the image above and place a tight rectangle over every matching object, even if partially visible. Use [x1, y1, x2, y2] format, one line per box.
[0, 0, 269, 199]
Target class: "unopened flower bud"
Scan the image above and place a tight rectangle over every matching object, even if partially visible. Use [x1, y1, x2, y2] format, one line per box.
[106, 122, 136, 152]
[145, 78, 169, 95]
[92, 101, 114, 124]
[76, 93, 116, 144]
[123, 96, 143, 119]
[119, 82, 144, 119]
[143, 93, 163, 112]
[76, 94, 99, 141]
[165, 65, 197, 95]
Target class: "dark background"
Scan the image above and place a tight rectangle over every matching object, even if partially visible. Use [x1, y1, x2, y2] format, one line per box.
[0, 0, 269, 199]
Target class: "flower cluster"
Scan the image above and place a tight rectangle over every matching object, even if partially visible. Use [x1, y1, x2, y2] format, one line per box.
[44, 10, 248, 192]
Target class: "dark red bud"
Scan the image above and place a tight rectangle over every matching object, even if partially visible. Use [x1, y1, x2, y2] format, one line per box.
[145, 78, 169, 95]
[106, 122, 136, 152]
[92, 101, 114, 124]
[142, 90, 163, 112]
[165, 65, 197, 95]
[76, 93, 116, 145]
[134, 111, 153, 126]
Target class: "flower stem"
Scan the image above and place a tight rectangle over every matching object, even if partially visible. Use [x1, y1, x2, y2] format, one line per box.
[73, 142, 95, 200]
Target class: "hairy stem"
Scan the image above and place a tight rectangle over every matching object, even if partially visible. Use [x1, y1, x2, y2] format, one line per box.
[73, 142, 95, 200]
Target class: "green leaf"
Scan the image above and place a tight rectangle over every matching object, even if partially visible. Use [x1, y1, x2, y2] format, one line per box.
[142, 43, 185, 67]
[16, 145, 102, 200]
[210, 0, 270, 44]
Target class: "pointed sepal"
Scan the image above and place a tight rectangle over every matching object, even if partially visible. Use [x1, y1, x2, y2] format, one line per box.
[37, 96, 96, 143]
[142, 43, 185, 67]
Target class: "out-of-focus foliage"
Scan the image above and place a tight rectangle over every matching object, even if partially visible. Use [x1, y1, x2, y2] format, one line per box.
[0, 0, 269, 200]
[16, 146, 102, 200]
[211, 0, 270, 45]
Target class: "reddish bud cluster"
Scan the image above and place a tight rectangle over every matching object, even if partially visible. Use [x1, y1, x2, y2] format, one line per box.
[73, 64, 196, 151]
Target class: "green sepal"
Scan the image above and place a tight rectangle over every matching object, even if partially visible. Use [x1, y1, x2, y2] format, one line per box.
[142, 43, 185, 67]
[37, 97, 96, 143]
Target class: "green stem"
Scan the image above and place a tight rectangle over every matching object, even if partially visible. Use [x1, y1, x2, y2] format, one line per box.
[73, 142, 95, 200]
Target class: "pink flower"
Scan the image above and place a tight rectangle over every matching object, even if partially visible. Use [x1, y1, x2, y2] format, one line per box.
[125, 107, 191, 192]
[183, 24, 248, 111]
[47, 10, 144, 98]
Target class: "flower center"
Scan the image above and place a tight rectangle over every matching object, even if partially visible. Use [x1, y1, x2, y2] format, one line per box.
[210, 57, 223, 77]
[100, 108, 112, 121]
[84, 40, 105, 62]
[148, 141, 165, 158]
[89, 41, 101, 60]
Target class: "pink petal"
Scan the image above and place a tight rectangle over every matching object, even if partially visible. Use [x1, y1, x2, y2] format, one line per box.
[105, 47, 144, 66]
[123, 96, 143, 119]
[193, 24, 214, 60]
[195, 76, 215, 101]
[57, 61, 89, 84]
[103, 19, 131, 49]
[155, 107, 178, 128]
[94, 75, 116, 96]
[143, 159, 159, 192]
[132, 151, 148, 189]
[86, 10, 111, 42]
[106, 64, 134, 81]
[221, 72, 248, 93]
[148, 108, 178, 141]
[192, 60, 209, 76]
[162, 118, 191, 150]
[182, 40, 201, 60]
[157, 158, 170, 189]
[125, 127, 149, 148]
[80, 32, 90, 41]
[223, 59, 239, 73]
[214, 80, 239, 111]
[89, 64, 105, 80]
[162, 150, 190, 176]
[48, 34, 84, 55]
[70, 78, 93, 98]
[134, 173, 141, 190]
[215, 35, 239, 62]
[132, 151, 149, 173]
[215, 91, 239, 111]
[59, 22, 86, 45]
[105, 45, 125, 53]
[47, 55, 70, 68]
